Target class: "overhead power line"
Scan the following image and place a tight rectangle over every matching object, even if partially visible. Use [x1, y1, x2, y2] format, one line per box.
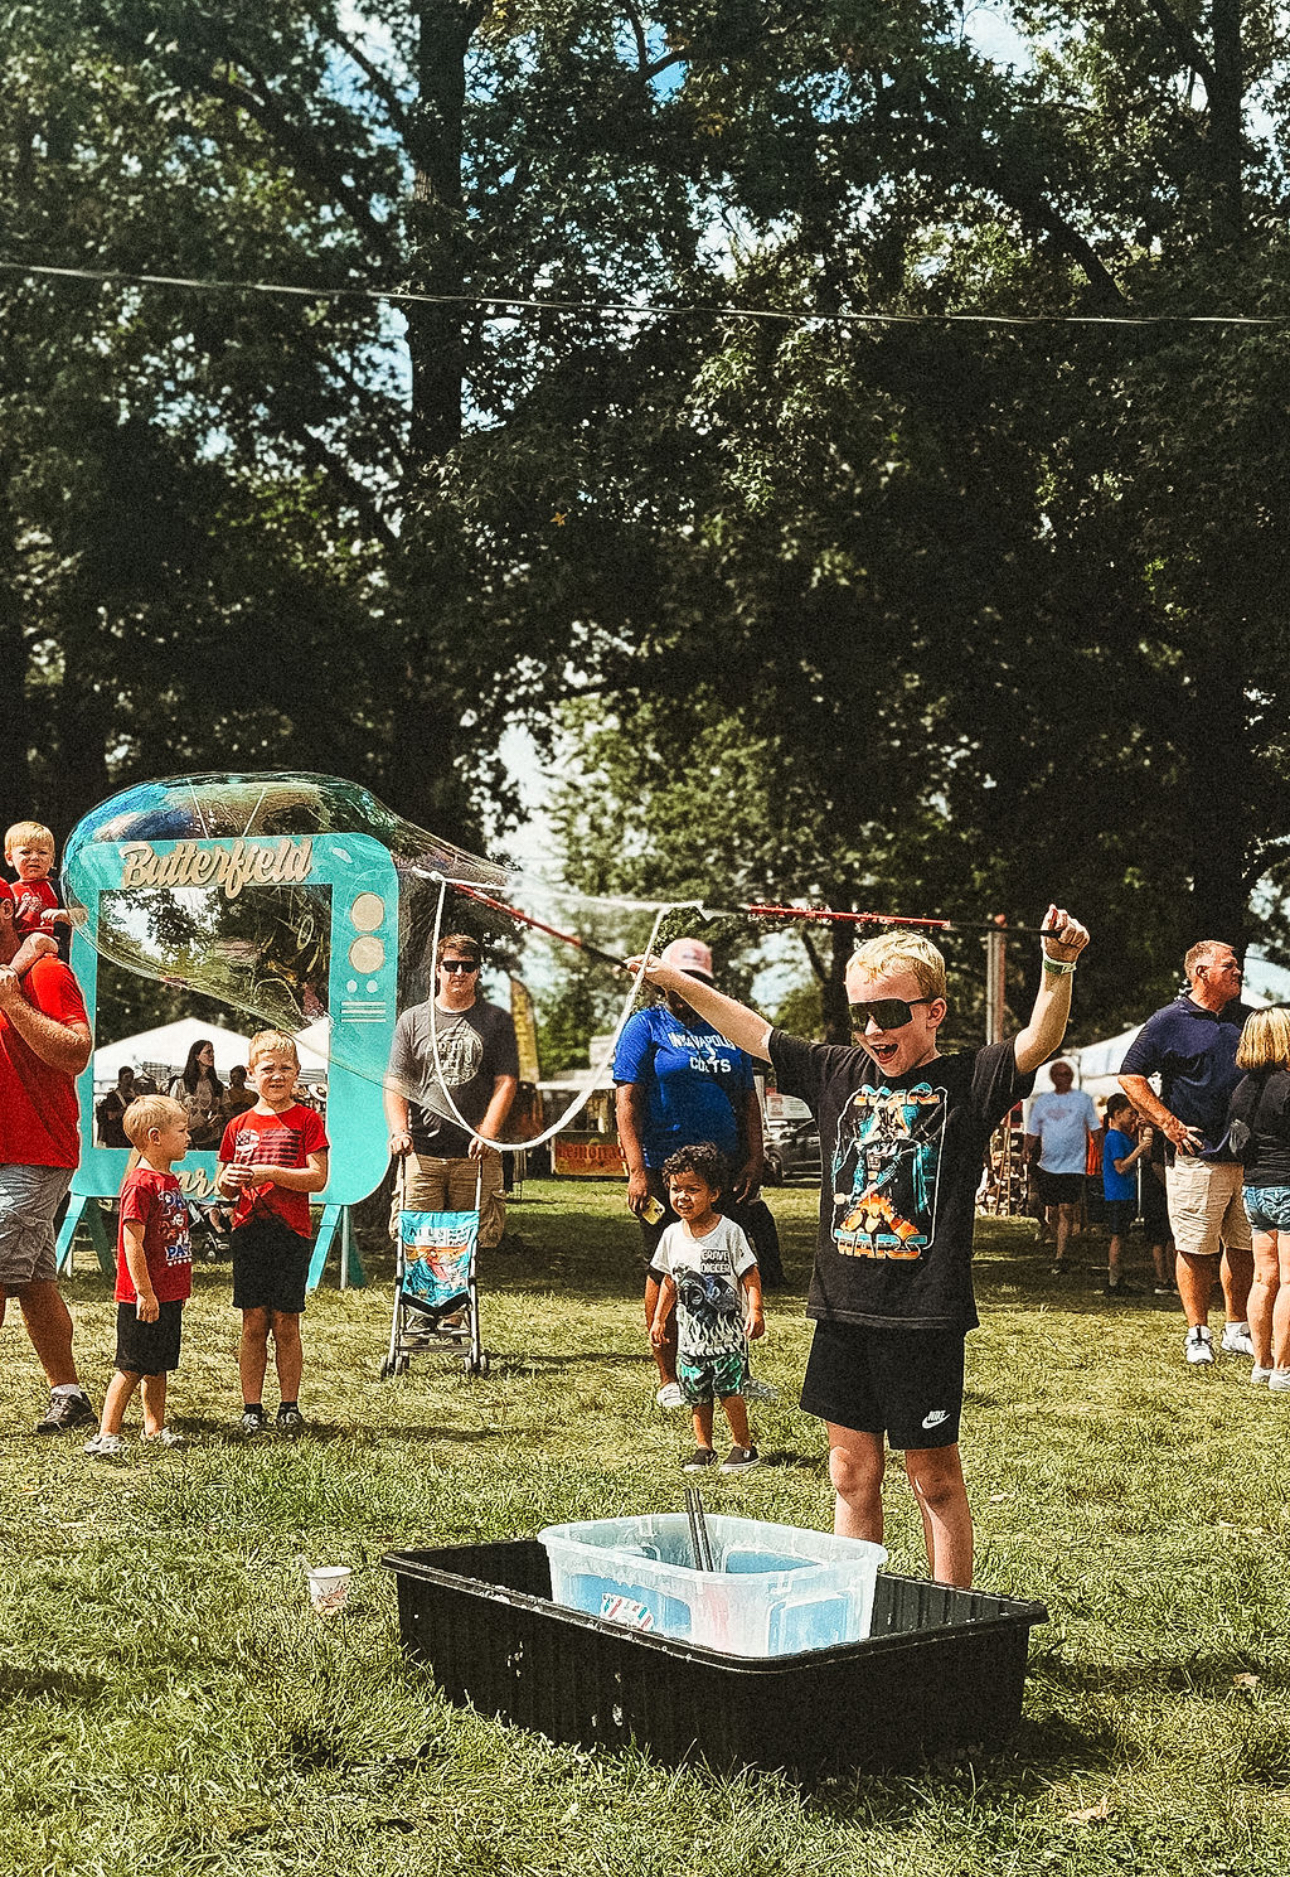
[2, 258, 1289, 330]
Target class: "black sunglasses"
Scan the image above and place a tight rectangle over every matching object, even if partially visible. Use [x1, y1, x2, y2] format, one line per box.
[440, 958, 479, 974]
[849, 996, 938, 1032]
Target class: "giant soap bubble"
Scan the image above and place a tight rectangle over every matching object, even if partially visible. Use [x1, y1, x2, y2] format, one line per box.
[63, 772, 710, 1148]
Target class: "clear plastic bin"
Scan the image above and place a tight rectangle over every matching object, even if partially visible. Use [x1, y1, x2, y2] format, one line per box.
[538, 1514, 887, 1657]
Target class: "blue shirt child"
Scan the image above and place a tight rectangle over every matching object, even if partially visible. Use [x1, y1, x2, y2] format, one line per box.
[1102, 1128, 1138, 1204]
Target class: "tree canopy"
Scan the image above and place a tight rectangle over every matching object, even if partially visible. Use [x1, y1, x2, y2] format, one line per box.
[3, 1, 1290, 1041]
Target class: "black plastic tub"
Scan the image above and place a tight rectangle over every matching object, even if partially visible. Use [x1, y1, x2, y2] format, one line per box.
[382, 1539, 1047, 1777]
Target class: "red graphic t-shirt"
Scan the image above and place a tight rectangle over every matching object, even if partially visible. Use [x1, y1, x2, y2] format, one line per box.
[116, 1166, 193, 1304]
[0, 957, 88, 1168]
[12, 878, 62, 937]
[218, 1103, 329, 1238]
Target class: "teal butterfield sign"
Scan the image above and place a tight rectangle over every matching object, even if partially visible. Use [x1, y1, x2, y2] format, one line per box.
[60, 827, 399, 1289]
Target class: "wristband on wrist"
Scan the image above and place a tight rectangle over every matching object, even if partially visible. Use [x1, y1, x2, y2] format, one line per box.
[1041, 952, 1078, 975]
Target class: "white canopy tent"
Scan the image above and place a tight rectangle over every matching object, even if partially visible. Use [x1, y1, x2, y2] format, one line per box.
[93, 1018, 254, 1085]
[94, 1015, 328, 1087]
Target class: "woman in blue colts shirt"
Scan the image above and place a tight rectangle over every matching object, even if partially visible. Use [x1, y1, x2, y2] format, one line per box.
[614, 936, 773, 1407]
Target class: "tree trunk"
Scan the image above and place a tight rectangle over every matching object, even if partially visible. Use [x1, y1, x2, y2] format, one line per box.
[1209, 0, 1243, 244]
[407, 0, 484, 463]
[822, 918, 853, 1043]
[1186, 628, 1250, 952]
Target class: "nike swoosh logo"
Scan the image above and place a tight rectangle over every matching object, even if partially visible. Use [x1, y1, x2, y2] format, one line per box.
[922, 1409, 949, 1429]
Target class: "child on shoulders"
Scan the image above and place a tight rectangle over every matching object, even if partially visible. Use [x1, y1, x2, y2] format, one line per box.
[649, 1141, 765, 1474]
[85, 1095, 193, 1457]
[4, 821, 71, 976]
[216, 1030, 328, 1436]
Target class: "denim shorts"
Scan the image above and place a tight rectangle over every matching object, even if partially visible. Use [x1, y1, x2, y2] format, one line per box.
[1243, 1186, 1290, 1233]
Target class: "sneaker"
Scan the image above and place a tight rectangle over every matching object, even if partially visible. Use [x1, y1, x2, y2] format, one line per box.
[1221, 1323, 1255, 1357]
[83, 1431, 126, 1458]
[238, 1407, 267, 1435]
[1270, 1369, 1290, 1393]
[36, 1390, 96, 1435]
[141, 1427, 186, 1448]
[1050, 1262, 1068, 1278]
[1185, 1327, 1215, 1365]
[1250, 1366, 1274, 1386]
[1153, 1283, 1175, 1296]
[743, 1377, 779, 1403]
[655, 1382, 685, 1409]
[1102, 1279, 1139, 1296]
[721, 1445, 761, 1473]
[275, 1404, 305, 1435]
[682, 1447, 719, 1471]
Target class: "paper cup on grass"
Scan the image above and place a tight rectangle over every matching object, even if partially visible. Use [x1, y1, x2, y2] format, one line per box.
[304, 1564, 352, 1615]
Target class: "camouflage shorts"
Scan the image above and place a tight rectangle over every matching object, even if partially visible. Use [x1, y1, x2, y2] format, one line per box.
[678, 1348, 746, 1406]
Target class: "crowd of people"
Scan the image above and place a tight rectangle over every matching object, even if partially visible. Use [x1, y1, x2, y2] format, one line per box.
[5, 805, 1289, 1588]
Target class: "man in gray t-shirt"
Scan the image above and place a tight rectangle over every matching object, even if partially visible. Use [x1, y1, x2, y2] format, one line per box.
[384, 933, 519, 1248]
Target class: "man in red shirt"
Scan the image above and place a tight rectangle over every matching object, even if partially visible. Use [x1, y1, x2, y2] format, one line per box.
[0, 881, 96, 1433]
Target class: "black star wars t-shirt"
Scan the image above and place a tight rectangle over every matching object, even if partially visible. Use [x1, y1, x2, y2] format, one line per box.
[768, 1032, 1033, 1332]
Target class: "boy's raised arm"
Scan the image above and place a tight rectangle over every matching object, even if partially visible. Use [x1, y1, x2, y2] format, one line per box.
[1013, 906, 1090, 1075]
[625, 958, 772, 1061]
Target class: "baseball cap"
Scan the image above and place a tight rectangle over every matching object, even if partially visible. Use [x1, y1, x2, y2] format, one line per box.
[0, 881, 12, 908]
[660, 937, 714, 981]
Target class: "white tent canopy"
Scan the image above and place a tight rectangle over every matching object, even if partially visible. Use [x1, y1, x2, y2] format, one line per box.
[93, 1018, 254, 1085]
[94, 1016, 329, 1086]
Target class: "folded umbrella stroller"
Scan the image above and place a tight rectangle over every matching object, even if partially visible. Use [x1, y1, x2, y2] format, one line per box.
[380, 1163, 489, 1378]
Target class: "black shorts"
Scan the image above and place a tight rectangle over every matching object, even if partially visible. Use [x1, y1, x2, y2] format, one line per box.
[800, 1320, 966, 1450]
[1103, 1198, 1136, 1236]
[231, 1216, 312, 1315]
[116, 1299, 185, 1376]
[1036, 1169, 1085, 1206]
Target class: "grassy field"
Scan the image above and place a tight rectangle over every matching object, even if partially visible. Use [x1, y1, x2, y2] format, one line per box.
[2, 1178, 1289, 1876]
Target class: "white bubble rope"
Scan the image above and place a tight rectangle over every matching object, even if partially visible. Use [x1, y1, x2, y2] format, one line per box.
[414, 870, 703, 1154]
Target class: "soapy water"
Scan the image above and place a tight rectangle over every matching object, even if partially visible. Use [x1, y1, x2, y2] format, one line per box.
[63, 773, 717, 1148]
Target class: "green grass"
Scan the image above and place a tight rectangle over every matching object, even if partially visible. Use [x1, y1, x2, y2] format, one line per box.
[2, 1181, 1289, 1875]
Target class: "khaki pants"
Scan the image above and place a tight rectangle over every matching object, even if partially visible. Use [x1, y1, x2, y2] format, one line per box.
[391, 1149, 506, 1248]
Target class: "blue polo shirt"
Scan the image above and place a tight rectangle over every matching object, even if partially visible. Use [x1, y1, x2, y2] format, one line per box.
[612, 1004, 754, 1168]
[1119, 996, 1252, 1161]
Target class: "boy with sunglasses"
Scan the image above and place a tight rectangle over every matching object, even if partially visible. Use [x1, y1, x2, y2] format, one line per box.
[630, 904, 1088, 1586]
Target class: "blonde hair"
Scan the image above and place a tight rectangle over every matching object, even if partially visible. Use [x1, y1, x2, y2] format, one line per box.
[247, 1028, 299, 1068]
[849, 931, 947, 1003]
[1236, 1007, 1290, 1073]
[5, 820, 54, 857]
[122, 1093, 188, 1148]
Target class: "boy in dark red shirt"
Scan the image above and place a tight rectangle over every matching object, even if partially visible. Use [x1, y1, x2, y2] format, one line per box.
[216, 1030, 328, 1436]
[85, 1095, 193, 1457]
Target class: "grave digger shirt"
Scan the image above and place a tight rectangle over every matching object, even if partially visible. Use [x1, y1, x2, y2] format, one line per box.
[768, 1033, 1032, 1332]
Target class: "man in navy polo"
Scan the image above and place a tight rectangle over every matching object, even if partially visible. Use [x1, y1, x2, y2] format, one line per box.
[1118, 941, 1253, 1366]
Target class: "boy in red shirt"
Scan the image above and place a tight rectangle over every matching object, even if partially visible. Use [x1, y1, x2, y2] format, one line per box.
[85, 1095, 193, 1457]
[4, 821, 71, 975]
[216, 1030, 328, 1435]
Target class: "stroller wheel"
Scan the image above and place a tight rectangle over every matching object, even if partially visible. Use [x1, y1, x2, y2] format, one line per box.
[395, 1353, 411, 1376]
[378, 1356, 394, 1380]
[464, 1350, 490, 1377]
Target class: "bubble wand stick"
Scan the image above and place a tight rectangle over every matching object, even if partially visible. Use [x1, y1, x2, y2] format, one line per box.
[432, 874, 630, 968]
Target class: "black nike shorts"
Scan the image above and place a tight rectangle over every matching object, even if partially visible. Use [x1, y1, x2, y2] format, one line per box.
[799, 1321, 966, 1450]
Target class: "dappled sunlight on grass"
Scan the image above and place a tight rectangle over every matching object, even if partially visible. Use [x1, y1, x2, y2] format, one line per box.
[1, 1184, 1289, 1872]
